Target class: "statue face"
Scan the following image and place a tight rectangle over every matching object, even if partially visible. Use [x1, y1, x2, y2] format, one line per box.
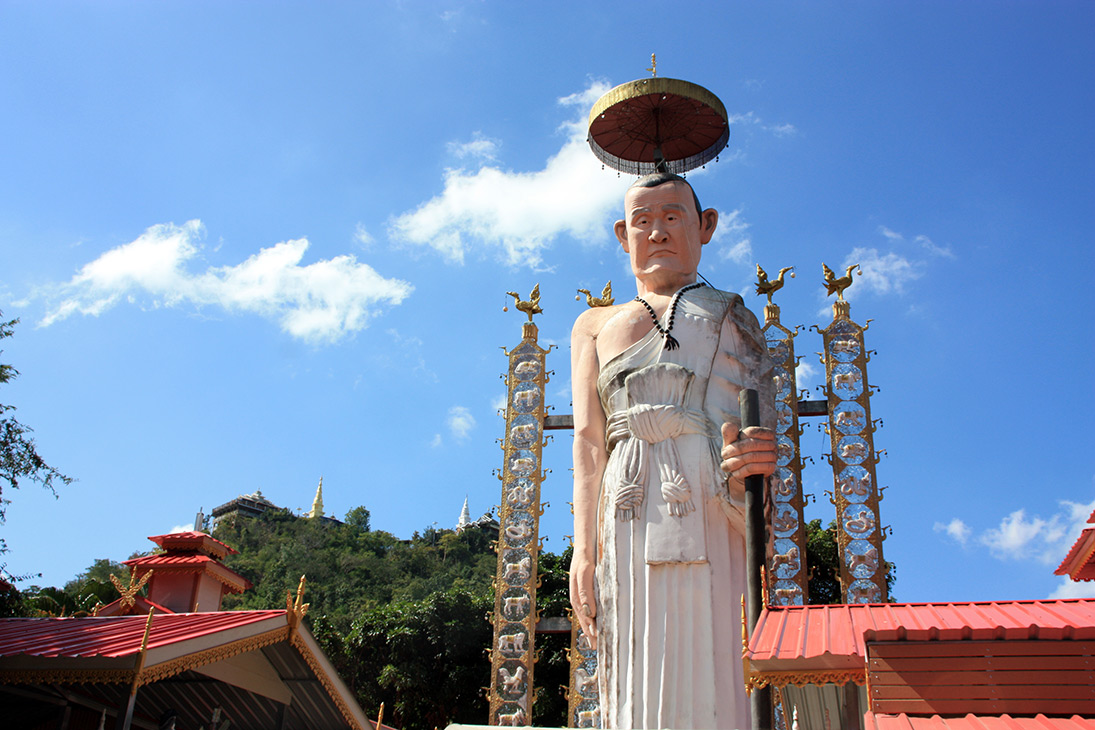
[615, 182, 717, 292]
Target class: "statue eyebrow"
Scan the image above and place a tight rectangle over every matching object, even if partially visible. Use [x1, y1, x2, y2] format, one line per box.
[629, 203, 686, 217]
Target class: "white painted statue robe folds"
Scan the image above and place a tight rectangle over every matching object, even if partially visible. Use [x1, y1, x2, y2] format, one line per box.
[595, 286, 774, 730]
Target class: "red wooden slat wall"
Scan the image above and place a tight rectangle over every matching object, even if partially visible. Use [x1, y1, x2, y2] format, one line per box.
[867, 640, 1095, 716]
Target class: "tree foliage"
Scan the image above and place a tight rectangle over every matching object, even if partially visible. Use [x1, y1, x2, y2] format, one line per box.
[0, 314, 72, 558]
[805, 519, 842, 604]
[314, 588, 494, 730]
[529, 545, 572, 727]
[213, 508, 497, 631]
[6, 558, 128, 617]
[805, 518, 896, 603]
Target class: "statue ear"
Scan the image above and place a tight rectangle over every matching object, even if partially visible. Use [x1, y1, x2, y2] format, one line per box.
[614, 219, 629, 250]
[699, 208, 719, 244]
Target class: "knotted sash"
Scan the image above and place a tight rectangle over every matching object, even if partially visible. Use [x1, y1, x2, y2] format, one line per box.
[606, 362, 718, 564]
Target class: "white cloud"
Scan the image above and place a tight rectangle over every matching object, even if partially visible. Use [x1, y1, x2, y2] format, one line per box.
[726, 111, 797, 137]
[878, 226, 903, 243]
[1049, 577, 1095, 600]
[169, 523, 194, 534]
[447, 405, 476, 441]
[448, 133, 500, 162]
[914, 234, 955, 259]
[933, 518, 972, 546]
[714, 209, 752, 264]
[388, 81, 630, 268]
[491, 393, 507, 414]
[36, 221, 412, 344]
[978, 499, 1095, 564]
[794, 360, 819, 395]
[430, 433, 443, 448]
[981, 509, 1061, 560]
[842, 247, 921, 297]
[354, 223, 374, 248]
[876, 225, 954, 259]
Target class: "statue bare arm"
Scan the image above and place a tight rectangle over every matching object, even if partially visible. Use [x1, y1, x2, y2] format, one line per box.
[570, 307, 609, 648]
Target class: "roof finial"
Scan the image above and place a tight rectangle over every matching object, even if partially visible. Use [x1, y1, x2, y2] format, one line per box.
[109, 568, 154, 613]
[648, 53, 657, 77]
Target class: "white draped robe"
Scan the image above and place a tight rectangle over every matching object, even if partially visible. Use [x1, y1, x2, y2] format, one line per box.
[594, 286, 774, 730]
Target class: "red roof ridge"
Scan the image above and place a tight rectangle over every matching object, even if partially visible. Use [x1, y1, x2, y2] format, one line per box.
[763, 596, 1095, 611]
[146, 530, 239, 558]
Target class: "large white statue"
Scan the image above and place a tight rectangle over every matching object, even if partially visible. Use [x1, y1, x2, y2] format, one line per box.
[569, 173, 777, 730]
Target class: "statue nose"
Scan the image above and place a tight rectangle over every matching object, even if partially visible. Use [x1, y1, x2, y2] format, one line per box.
[649, 225, 668, 242]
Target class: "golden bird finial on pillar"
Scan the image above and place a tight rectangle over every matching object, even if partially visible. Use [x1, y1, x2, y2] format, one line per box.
[576, 281, 614, 308]
[504, 284, 543, 322]
[755, 265, 795, 306]
[647, 53, 657, 77]
[822, 262, 862, 302]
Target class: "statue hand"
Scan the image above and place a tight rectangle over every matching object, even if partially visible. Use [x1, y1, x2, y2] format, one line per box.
[720, 422, 777, 499]
[569, 551, 598, 650]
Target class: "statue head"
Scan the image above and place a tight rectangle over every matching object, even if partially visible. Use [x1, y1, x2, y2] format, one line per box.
[614, 173, 719, 295]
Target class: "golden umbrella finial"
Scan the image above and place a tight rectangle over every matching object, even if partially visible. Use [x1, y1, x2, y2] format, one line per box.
[648, 53, 657, 77]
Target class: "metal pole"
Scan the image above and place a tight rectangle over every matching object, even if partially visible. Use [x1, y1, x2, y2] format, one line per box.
[739, 388, 772, 730]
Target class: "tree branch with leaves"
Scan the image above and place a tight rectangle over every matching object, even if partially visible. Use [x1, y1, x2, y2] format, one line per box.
[0, 313, 73, 562]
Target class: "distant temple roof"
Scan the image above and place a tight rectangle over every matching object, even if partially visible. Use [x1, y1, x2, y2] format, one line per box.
[211, 489, 279, 518]
[1056, 507, 1095, 582]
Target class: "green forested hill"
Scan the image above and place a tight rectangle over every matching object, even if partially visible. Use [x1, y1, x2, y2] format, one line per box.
[212, 507, 571, 730]
[212, 507, 497, 624]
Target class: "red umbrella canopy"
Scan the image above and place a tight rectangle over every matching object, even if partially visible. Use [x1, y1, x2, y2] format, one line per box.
[588, 77, 729, 175]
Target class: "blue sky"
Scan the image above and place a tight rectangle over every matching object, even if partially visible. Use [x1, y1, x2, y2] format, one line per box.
[1, 2, 1092, 603]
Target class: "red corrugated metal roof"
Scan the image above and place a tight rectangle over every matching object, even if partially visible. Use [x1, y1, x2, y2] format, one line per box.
[0, 610, 285, 658]
[748, 598, 1095, 668]
[864, 713, 1095, 730]
[147, 530, 238, 558]
[126, 553, 217, 567]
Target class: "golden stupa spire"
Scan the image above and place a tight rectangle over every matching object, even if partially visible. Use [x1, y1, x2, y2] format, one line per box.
[308, 477, 325, 519]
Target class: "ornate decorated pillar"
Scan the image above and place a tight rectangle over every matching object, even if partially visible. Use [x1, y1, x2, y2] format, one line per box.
[818, 265, 888, 603]
[756, 265, 809, 606]
[567, 615, 600, 727]
[566, 283, 611, 728]
[489, 286, 550, 726]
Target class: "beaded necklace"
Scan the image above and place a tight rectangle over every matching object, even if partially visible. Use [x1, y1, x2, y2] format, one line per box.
[634, 282, 705, 351]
